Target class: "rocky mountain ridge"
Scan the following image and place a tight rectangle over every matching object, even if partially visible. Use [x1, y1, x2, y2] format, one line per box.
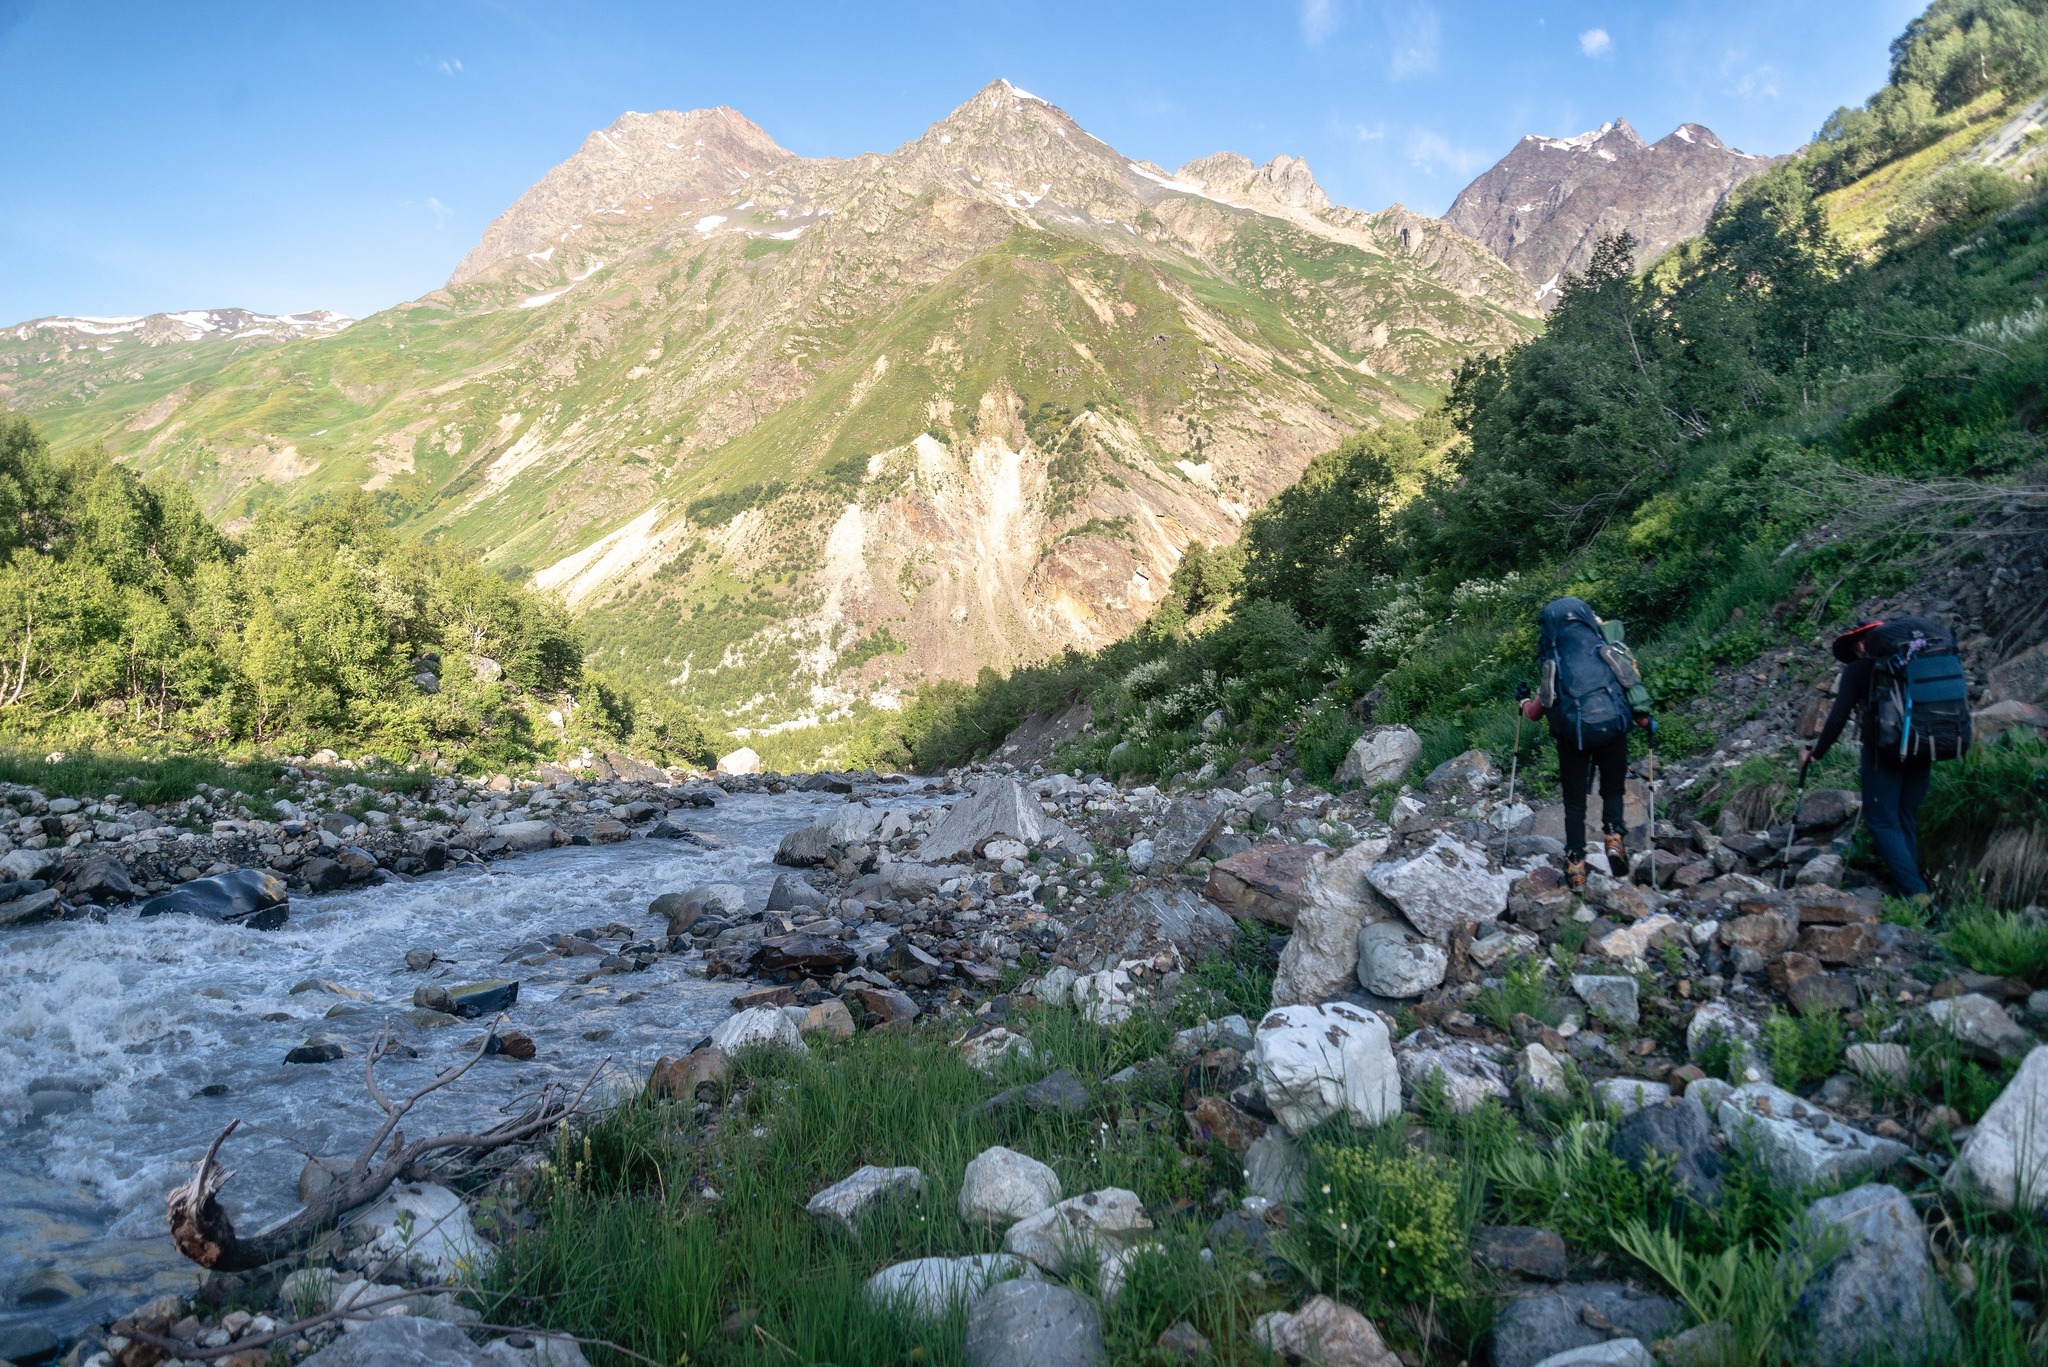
[1445, 118, 1781, 303]
[7, 81, 1536, 746]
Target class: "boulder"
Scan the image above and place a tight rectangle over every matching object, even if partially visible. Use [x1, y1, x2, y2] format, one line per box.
[1686, 1000, 1768, 1083]
[1003, 1188, 1152, 1277]
[751, 933, 858, 976]
[1253, 1004, 1401, 1134]
[1366, 836, 1510, 941]
[1252, 1296, 1399, 1367]
[716, 747, 762, 775]
[1570, 975, 1640, 1030]
[710, 1005, 808, 1057]
[346, 1182, 493, 1278]
[0, 888, 60, 927]
[849, 986, 922, 1030]
[1425, 748, 1498, 794]
[1796, 789, 1862, 832]
[495, 820, 563, 852]
[1150, 795, 1230, 871]
[981, 1070, 1090, 1121]
[1517, 1042, 1569, 1103]
[413, 979, 518, 1018]
[1529, 1344, 1652, 1367]
[646, 1047, 729, 1101]
[866, 1254, 1030, 1319]
[139, 868, 289, 930]
[1926, 992, 2034, 1063]
[0, 847, 58, 882]
[1356, 921, 1448, 998]
[1718, 1083, 1908, 1188]
[1489, 1285, 1679, 1367]
[776, 806, 910, 866]
[1975, 698, 2048, 739]
[1205, 844, 1327, 927]
[1335, 726, 1423, 788]
[806, 1165, 924, 1232]
[70, 857, 136, 902]
[1093, 887, 1237, 961]
[650, 884, 747, 933]
[878, 861, 947, 899]
[918, 778, 1080, 861]
[960, 1146, 1062, 1227]
[1394, 1035, 1510, 1113]
[297, 1316, 489, 1367]
[1798, 1184, 1956, 1366]
[800, 998, 857, 1041]
[1845, 1041, 1910, 1088]
[1269, 839, 1388, 1005]
[1951, 1045, 2048, 1211]
[960, 1026, 1036, 1072]
[1609, 1094, 1721, 1204]
[1072, 969, 1135, 1025]
[1988, 639, 2048, 706]
[1472, 1226, 1569, 1282]
[1593, 1078, 1672, 1115]
[1594, 914, 1680, 962]
[1243, 1132, 1305, 1203]
[766, 872, 827, 911]
[965, 1280, 1105, 1367]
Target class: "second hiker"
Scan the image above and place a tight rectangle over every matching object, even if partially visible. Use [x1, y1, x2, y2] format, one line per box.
[1521, 597, 1654, 891]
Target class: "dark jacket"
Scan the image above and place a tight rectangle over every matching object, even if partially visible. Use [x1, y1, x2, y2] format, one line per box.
[1811, 658, 1874, 763]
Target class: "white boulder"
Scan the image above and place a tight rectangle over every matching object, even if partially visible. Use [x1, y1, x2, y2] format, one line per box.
[710, 1006, 809, 1057]
[1365, 836, 1511, 941]
[960, 1146, 1062, 1226]
[1253, 1004, 1401, 1134]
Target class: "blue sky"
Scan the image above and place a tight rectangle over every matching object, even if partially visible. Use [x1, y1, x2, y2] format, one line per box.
[0, 0, 1925, 323]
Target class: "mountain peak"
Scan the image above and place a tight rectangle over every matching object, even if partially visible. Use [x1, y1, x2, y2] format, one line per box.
[449, 106, 790, 286]
[1446, 117, 1778, 304]
[1175, 151, 1332, 215]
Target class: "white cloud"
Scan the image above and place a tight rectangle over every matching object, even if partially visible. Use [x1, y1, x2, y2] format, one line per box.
[1344, 121, 1388, 143]
[1579, 28, 1612, 58]
[428, 197, 453, 223]
[438, 57, 464, 76]
[1407, 128, 1486, 178]
[1729, 62, 1780, 100]
[1388, 6, 1440, 79]
[1300, 0, 1338, 47]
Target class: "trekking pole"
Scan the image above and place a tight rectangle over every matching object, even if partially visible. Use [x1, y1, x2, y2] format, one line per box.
[1644, 717, 1658, 883]
[1508, 683, 1531, 806]
[1778, 754, 1811, 891]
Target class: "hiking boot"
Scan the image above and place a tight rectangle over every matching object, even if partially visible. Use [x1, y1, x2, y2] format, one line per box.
[1566, 859, 1588, 893]
[1604, 833, 1626, 868]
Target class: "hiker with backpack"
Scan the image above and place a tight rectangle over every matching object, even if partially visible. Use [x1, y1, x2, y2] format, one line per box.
[1520, 597, 1655, 891]
[1803, 617, 1973, 900]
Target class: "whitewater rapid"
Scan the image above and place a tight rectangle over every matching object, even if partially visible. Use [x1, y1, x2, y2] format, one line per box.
[0, 786, 894, 1345]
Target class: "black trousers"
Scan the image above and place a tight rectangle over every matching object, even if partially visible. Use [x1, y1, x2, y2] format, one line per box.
[1558, 732, 1629, 861]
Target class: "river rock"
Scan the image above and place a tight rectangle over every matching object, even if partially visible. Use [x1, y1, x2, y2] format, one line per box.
[1366, 836, 1510, 941]
[1253, 1295, 1399, 1367]
[139, 868, 289, 930]
[1570, 975, 1640, 1030]
[414, 979, 519, 1018]
[1951, 1045, 2048, 1211]
[752, 933, 857, 976]
[961, 1145, 1062, 1226]
[1718, 1083, 1908, 1188]
[346, 1182, 494, 1279]
[286, 1037, 345, 1064]
[646, 1046, 729, 1101]
[1609, 1093, 1721, 1204]
[964, 1279, 1105, 1367]
[848, 985, 922, 1030]
[0, 887, 59, 927]
[494, 820, 563, 852]
[866, 1254, 1030, 1319]
[1254, 1003, 1401, 1134]
[766, 872, 828, 911]
[1490, 1285, 1679, 1367]
[918, 777, 1079, 861]
[777, 805, 912, 866]
[651, 884, 747, 932]
[806, 1165, 924, 1231]
[70, 856, 136, 902]
[1336, 726, 1423, 788]
[1798, 1183, 1956, 1365]
[710, 1005, 808, 1056]
[0, 847, 58, 882]
[1356, 921, 1447, 998]
[800, 998, 857, 1040]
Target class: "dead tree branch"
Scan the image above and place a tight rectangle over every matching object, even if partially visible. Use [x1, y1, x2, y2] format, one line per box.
[167, 1022, 607, 1272]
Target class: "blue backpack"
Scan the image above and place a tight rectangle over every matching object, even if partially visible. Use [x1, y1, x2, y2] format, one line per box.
[1866, 617, 1973, 762]
[1537, 597, 1636, 748]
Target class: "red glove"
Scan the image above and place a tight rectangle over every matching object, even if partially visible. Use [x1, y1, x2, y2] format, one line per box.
[1520, 698, 1543, 722]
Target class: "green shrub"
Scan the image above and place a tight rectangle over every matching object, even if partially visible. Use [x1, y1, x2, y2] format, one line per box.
[1945, 900, 2048, 984]
[1283, 1138, 1472, 1317]
[1488, 1120, 1669, 1257]
[1474, 955, 1564, 1033]
[1760, 1010, 1845, 1093]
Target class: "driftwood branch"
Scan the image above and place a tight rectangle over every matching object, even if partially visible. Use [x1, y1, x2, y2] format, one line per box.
[167, 1021, 606, 1272]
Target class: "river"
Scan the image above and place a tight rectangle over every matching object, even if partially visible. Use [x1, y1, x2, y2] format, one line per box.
[0, 783, 926, 1349]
